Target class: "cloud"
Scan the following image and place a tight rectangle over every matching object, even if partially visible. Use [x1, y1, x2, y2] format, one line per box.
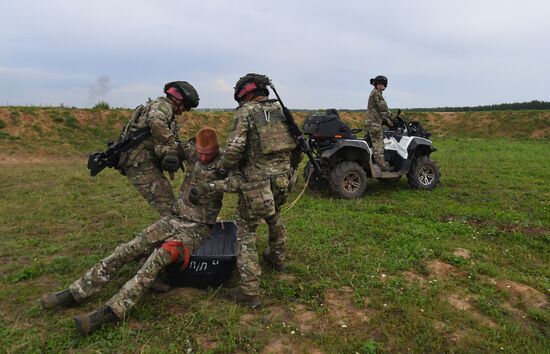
[1, 1, 549, 108]
[210, 79, 233, 94]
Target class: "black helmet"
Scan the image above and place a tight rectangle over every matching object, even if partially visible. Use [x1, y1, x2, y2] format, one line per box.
[234, 73, 271, 102]
[164, 81, 200, 109]
[370, 75, 388, 87]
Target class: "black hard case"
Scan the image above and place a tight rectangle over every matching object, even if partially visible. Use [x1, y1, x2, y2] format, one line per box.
[167, 221, 237, 287]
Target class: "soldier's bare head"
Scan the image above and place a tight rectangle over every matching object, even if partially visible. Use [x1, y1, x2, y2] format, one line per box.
[195, 127, 219, 164]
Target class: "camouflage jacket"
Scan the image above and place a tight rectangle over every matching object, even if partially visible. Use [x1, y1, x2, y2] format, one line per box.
[365, 88, 396, 127]
[177, 152, 241, 224]
[120, 97, 181, 167]
[222, 99, 297, 182]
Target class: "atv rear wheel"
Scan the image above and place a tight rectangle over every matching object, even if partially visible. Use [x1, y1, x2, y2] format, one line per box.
[329, 161, 367, 199]
[303, 161, 328, 190]
[407, 156, 440, 190]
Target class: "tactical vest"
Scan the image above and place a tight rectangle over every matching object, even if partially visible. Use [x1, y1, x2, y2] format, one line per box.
[248, 100, 296, 155]
[119, 98, 178, 167]
[178, 156, 223, 224]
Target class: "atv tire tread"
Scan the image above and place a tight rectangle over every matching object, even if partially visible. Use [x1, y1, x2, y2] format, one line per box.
[329, 161, 367, 199]
[407, 156, 440, 190]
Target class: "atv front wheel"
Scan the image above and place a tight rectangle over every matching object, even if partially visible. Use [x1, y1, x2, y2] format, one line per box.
[407, 156, 440, 190]
[329, 161, 367, 199]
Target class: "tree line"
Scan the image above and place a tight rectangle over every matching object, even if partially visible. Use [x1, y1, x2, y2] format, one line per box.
[404, 100, 550, 112]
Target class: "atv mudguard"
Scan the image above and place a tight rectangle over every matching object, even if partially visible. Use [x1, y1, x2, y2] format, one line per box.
[319, 139, 372, 168]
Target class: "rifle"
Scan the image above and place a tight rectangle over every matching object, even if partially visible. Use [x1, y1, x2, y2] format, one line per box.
[268, 83, 321, 172]
[87, 127, 151, 176]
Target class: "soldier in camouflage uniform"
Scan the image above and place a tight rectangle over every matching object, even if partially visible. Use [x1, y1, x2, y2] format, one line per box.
[365, 75, 397, 171]
[118, 81, 200, 216]
[40, 128, 239, 335]
[217, 73, 300, 307]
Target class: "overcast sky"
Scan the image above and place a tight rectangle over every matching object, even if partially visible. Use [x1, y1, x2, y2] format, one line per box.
[1, 0, 549, 109]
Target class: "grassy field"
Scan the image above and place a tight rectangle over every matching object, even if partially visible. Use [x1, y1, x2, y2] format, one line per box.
[0, 108, 549, 353]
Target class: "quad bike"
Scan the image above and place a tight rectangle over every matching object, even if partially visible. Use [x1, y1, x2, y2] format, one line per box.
[302, 109, 441, 199]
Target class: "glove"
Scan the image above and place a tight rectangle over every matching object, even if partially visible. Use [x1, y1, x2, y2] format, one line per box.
[162, 150, 180, 173]
[188, 186, 202, 205]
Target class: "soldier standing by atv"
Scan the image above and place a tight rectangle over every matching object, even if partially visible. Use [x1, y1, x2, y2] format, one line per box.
[365, 75, 397, 172]
[117, 81, 200, 216]
[40, 128, 242, 335]
[217, 73, 300, 307]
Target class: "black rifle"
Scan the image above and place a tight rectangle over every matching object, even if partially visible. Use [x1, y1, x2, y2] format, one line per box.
[87, 127, 151, 176]
[269, 83, 321, 172]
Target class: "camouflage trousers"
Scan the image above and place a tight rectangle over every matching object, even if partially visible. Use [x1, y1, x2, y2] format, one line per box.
[236, 173, 291, 296]
[68, 216, 211, 318]
[366, 122, 386, 167]
[125, 161, 176, 216]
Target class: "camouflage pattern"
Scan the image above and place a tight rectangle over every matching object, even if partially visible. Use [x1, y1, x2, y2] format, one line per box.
[365, 122, 386, 167]
[125, 161, 176, 216]
[222, 99, 298, 296]
[365, 88, 395, 167]
[68, 152, 226, 318]
[223, 100, 296, 177]
[365, 88, 395, 127]
[118, 97, 183, 216]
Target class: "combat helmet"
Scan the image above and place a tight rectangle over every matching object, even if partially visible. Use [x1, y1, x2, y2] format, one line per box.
[234, 73, 271, 102]
[370, 75, 388, 87]
[164, 81, 200, 109]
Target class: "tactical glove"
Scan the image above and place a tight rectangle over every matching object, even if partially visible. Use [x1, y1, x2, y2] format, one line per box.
[188, 186, 203, 205]
[162, 150, 180, 173]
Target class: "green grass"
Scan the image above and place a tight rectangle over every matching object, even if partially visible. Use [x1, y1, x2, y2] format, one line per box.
[1, 137, 549, 353]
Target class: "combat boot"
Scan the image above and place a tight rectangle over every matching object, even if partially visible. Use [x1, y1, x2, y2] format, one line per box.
[228, 287, 262, 308]
[74, 305, 119, 336]
[40, 289, 77, 309]
[262, 249, 285, 272]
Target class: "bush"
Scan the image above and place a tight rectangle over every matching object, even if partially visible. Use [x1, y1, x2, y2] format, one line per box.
[0, 119, 5, 129]
[93, 101, 110, 110]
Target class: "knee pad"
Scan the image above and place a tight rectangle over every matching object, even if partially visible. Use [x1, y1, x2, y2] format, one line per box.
[160, 240, 190, 270]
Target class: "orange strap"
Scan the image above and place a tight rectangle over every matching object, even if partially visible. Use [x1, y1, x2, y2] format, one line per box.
[161, 240, 191, 270]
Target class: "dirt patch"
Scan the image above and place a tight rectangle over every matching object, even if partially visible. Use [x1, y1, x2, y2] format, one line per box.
[501, 225, 549, 236]
[496, 280, 548, 309]
[0, 153, 83, 164]
[531, 127, 550, 138]
[453, 248, 471, 259]
[446, 293, 496, 328]
[240, 313, 256, 324]
[291, 304, 320, 334]
[195, 334, 220, 351]
[402, 271, 427, 286]
[261, 336, 325, 354]
[448, 329, 470, 343]
[426, 260, 462, 279]
[323, 286, 369, 327]
[264, 304, 290, 323]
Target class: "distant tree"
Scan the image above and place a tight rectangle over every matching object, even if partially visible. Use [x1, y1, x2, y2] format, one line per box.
[93, 101, 110, 110]
[406, 100, 550, 112]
